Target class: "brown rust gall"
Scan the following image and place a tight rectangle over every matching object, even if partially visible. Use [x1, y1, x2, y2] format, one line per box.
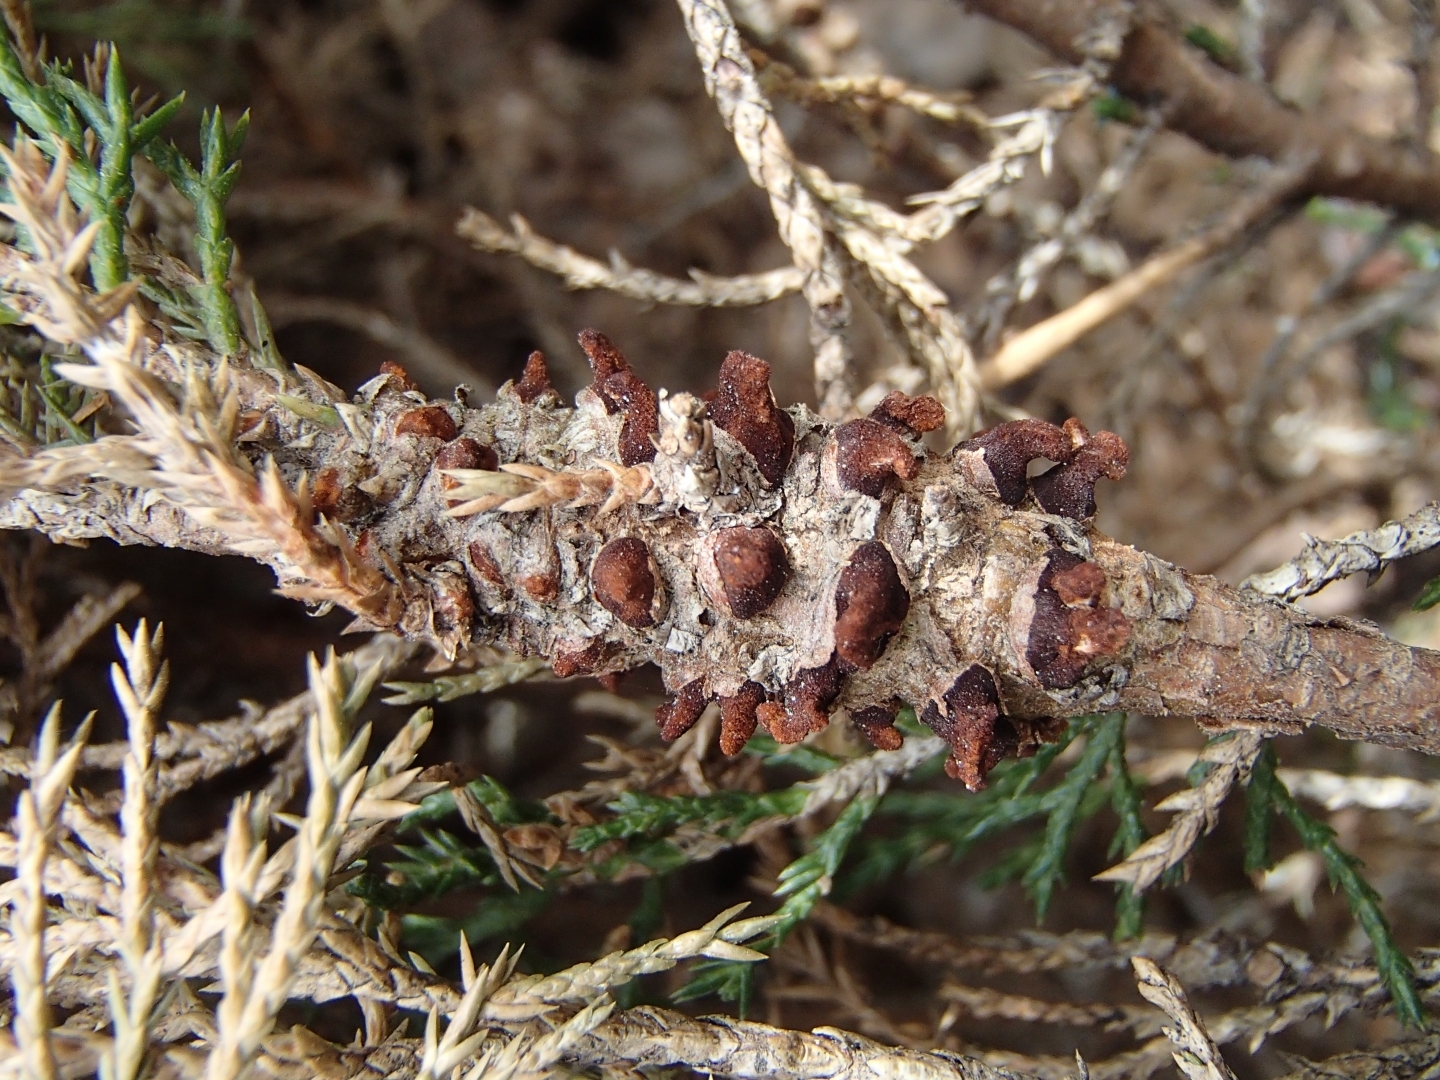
[710, 526, 789, 618]
[833, 418, 918, 497]
[959, 418, 1081, 506]
[850, 702, 904, 750]
[394, 405, 459, 441]
[1050, 560, 1106, 607]
[709, 350, 795, 486]
[518, 571, 560, 603]
[759, 657, 841, 743]
[1026, 550, 1131, 689]
[833, 541, 910, 671]
[467, 540, 506, 588]
[719, 681, 766, 755]
[1032, 424, 1129, 519]
[656, 678, 710, 741]
[868, 391, 946, 435]
[551, 637, 613, 679]
[578, 329, 658, 467]
[379, 360, 419, 392]
[310, 467, 369, 522]
[921, 665, 1004, 790]
[429, 568, 475, 644]
[513, 350, 556, 403]
[591, 536, 662, 628]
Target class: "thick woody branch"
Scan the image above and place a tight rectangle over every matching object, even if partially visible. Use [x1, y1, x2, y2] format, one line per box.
[963, 0, 1440, 217]
[7, 334, 1440, 776]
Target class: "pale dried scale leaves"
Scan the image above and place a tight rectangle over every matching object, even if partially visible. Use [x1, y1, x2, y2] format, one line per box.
[1131, 959, 1237, 1080]
[1095, 732, 1266, 893]
[1243, 500, 1440, 602]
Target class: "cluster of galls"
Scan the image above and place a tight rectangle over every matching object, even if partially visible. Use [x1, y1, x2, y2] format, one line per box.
[404, 329, 1133, 789]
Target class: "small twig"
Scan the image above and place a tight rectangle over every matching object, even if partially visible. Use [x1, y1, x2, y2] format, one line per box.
[1412, 0, 1438, 152]
[966, 0, 1440, 217]
[107, 620, 168, 1080]
[978, 112, 1161, 351]
[1242, 501, 1440, 602]
[1231, 216, 1402, 448]
[457, 208, 805, 309]
[11, 706, 92, 1080]
[1095, 733, 1265, 894]
[1242, 266, 1440, 469]
[1238, 0, 1266, 82]
[675, 0, 855, 419]
[980, 159, 1312, 389]
[1131, 958, 1238, 1080]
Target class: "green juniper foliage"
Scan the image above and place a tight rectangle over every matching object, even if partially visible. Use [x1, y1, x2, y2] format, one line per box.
[0, 30, 277, 450]
[0, 38, 183, 290]
[1244, 740, 1424, 1026]
[143, 106, 248, 353]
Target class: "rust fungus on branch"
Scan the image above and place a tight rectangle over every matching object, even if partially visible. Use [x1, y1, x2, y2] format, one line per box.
[551, 636, 614, 679]
[512, 350, 556, 404]
[850, 701, 904, 751]
[394, 404, 459, 441]
[591, 536, 664, 628]
[708, 526, 789, 618]
[656, 678, 709, 741]
[1026, 550, 1131, 689]
[310, 467, 370, 522]
[959, 418, 1082, 506]
[921, 665, 1005, 791]
[868, 391, 946, 436]
[578, 329, 658, 467]
[718, 681, 766, 754]
[379, 359, 419, 393]
[833, 418, 918, 497]
[833, 541, 910, 671]
[467, 540, 507, 589]
[760, 657, 841, 743]
[708, 350, 795, 486]
[1032, 424, 1129, 520]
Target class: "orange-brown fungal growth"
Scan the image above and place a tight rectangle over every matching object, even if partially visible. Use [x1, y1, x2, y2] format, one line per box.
[850, 702, 904, 750]
[310, 467, 369, 522]
[1032, 424, 1129, 519]
[710, 526, 789, 618]
[467, 541, 506, 589]
[760, 657, 841, 743]
[578, 329, 658, 466]
[379, 360, 419, 393]
[551, 637, 614, 678]
[513, 350, 556, 403]
[394, 405, 459, 441]
[718, 681, 766, 754]
[657, 678, 710, 741]
[1027, 550, 1131, 689]
[591, 536, 663, 628]
[959, 418, 1081, 506]
[833, 542, 910, 670]
[833, 419, 918, 497]
[708, 350, 795, 486]
[921, 665, 1005, 790]
[868, 391, 946, 436]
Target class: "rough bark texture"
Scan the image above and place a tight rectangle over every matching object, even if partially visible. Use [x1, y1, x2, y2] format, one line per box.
[5, 335, 1439, 779]
[962, 0, 1440, 218]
